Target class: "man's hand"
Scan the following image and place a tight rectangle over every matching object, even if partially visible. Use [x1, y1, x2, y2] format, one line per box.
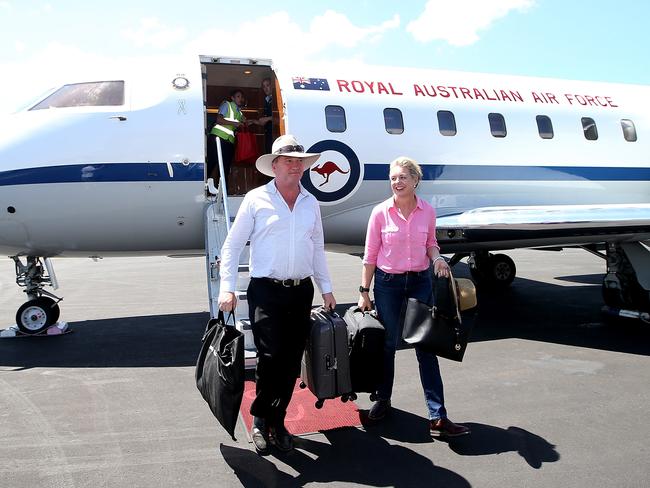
[322, 292, 336, 311]
[218, 291, 237, 312]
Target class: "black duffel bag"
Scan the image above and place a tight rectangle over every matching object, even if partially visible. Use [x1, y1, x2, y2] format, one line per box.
[401, 271, 473, 362]
[195, 311, 244, 440]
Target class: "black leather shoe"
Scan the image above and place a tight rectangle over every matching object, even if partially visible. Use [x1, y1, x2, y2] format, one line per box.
[368, 399, 391, 421]
[251, 417, 269, 453]
[270, 425, 294, 452]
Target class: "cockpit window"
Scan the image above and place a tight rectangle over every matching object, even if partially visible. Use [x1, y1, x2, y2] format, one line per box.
[29, 81, 125, 110]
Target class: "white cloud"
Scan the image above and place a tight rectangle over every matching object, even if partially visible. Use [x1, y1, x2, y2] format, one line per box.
[122, 17, 187, 49]
[407, 0, 535, 46]
[0, 10, 399, 114]
[14, 40, 26, 53]
[183, 10, 399, 65]
[27, 3, 53, 15]
[310, 10, 400, 48]
[0, 1, 12, 10]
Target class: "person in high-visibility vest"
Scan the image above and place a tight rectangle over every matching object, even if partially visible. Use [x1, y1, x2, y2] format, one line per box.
[208, 89, 247, 187]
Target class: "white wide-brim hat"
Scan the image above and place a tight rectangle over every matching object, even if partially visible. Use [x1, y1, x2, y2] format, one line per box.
[255, 134, 321, 177]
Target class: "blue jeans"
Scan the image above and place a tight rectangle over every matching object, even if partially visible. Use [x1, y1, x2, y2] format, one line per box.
[373, 267, 448, 420]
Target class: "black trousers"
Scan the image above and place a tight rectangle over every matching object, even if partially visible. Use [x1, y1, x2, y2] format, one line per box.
[207, 134, 234, 186]
[247, 277, 314, 425]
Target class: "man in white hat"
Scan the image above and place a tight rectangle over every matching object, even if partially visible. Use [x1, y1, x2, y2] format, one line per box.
[218, 134, 336, 454]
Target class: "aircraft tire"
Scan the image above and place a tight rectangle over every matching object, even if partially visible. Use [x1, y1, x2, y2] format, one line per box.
[16, 297, 60, 334]
[488, 254, 516, 287]
[470, 253, 516, 288]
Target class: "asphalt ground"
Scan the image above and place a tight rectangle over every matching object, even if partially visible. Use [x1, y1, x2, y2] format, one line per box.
[0, 249, 649, 488]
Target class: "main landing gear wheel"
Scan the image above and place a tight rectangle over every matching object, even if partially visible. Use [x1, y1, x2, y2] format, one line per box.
[470, 253, 516, 288]
[16, 297, 61, 334]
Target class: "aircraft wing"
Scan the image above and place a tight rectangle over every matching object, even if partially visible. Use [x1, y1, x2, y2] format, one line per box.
[435, 203, 650, 252]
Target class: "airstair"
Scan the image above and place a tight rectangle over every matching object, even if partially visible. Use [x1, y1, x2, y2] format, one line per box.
[204, 142, 257, 368]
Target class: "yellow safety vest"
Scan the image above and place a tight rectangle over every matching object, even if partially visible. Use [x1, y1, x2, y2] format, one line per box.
[210, 101, 242, 144]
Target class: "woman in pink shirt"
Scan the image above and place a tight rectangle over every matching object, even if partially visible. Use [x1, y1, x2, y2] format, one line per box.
[358, 156, 470, 438]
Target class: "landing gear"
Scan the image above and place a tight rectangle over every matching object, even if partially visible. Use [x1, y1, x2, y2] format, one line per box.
[601, 242, 650, 313]
[16, 297, 61, 334]
[11, 256, 63, 334]
[468, 251, 516, 288]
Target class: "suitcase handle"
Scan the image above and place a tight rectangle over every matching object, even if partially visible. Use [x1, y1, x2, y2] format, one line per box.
[316, 306, 339, 318]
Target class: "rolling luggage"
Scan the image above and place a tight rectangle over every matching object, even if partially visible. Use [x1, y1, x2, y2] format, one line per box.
[299, 307, 353, 408]
[343, 306, 385, 397]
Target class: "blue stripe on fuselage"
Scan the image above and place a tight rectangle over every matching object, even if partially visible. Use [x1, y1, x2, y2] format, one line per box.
[364, 164, 650, 181]
[1, 162, 649, 186]
[0, 162, 205, 186]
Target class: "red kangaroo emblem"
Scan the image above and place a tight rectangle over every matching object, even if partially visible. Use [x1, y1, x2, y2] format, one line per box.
[311, 161, 349, 187]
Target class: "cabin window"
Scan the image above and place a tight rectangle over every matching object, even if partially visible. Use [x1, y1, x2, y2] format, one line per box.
[437, 110, 457, 136]
[536, 115, 554, 139]
[488, 113, 507, 138]
[383, 108, 404, 134]
[581, 117, 598, 140]
[30, 81, 125, 110]
[621, 119, 637, 142]
[325, 105, 346, 132]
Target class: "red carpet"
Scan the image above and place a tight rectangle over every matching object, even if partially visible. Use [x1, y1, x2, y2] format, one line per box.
[240, 379, 362, 436]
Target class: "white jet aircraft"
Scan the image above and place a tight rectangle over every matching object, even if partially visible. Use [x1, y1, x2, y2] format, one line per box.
[1, 55, 649, 334]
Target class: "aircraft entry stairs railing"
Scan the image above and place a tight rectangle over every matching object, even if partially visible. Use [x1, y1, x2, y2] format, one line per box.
[204, 138, 257, 368]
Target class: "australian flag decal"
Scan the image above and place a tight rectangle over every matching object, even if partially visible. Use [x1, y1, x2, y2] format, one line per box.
[292, 77, 330, 91]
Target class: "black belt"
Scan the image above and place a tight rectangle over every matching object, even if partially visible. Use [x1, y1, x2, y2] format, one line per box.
[255, 277, 311, 288]
[380, 269, 429, 277]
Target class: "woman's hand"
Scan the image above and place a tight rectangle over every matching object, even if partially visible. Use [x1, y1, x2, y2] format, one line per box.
[434, 258, 450, 278]
[358, 292, 373, 311]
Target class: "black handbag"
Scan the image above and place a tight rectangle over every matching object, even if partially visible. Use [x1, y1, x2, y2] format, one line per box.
[401, 271, 472, 362]
[195, 311, 245, 440]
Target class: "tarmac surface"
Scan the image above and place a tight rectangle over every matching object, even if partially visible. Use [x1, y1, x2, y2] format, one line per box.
[0, 249, 649, 488]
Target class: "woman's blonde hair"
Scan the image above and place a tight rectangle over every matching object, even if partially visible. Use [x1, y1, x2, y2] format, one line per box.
[390, 156, 423, 186]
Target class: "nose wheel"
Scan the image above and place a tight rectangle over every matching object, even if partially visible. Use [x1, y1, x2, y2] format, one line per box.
[11, 256, 63, 335]
[16, 297, 61, 334]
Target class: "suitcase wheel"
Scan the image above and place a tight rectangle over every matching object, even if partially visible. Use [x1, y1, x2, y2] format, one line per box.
[369, 392, 377, 402]
[341, 395, 348, 403]
[315, 399, 324, 409]
[299, 381, 306, 389]
[350, 393, 358, 401]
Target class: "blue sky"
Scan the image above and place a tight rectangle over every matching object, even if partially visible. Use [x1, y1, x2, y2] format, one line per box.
[0, 0, 648, 113]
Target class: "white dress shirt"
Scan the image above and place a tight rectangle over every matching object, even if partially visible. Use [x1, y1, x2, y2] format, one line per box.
[219, 181, 333, 295]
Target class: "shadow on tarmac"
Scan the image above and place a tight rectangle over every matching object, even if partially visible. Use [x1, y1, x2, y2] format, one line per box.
[2, 263, 648, 370]
[443, 424, 560, 468]
[219, 413, 559, 486]
[357, 409, 559, 468]
[0, 311, 209, 369]
[220, 425, 472, 488]
[467, 276, 650, 357]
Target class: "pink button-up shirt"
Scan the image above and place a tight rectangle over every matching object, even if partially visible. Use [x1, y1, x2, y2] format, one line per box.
[362, 195, 440, 273]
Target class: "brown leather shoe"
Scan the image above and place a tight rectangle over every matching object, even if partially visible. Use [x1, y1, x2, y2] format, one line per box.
[430, 418, 470, 437]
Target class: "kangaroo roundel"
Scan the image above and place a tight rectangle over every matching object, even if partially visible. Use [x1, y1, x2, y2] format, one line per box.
[301, 140, 363, 205]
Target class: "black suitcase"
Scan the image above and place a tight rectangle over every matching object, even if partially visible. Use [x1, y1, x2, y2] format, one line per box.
[343, 306, 385, 397]
[299, 307, 353, 408]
